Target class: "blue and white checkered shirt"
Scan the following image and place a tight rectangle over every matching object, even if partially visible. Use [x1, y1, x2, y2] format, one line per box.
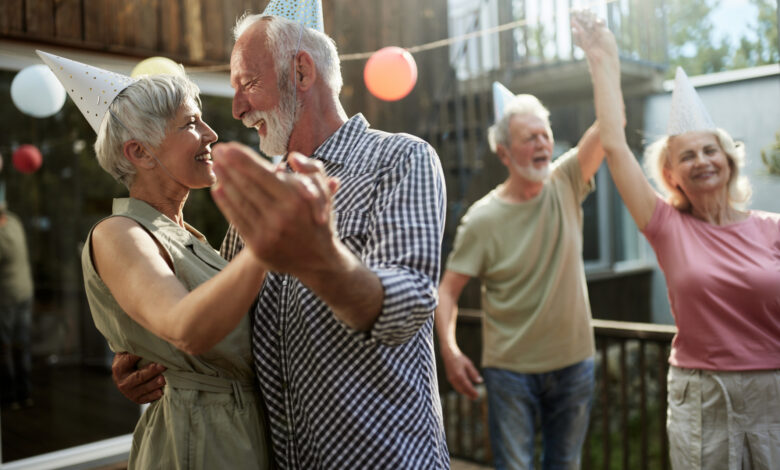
[221, 115, 449, 469]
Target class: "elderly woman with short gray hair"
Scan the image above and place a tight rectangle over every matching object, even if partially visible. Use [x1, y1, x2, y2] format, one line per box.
[39, 51, 270, 469]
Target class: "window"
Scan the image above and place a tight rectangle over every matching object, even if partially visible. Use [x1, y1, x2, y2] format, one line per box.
[448, 0, 501, 80]
[583, 164, 652, 274]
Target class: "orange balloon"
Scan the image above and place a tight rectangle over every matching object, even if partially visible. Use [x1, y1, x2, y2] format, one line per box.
[364, 47, 418, 101]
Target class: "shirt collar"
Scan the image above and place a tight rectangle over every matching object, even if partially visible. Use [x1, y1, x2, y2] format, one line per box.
[113, 197, 208, 246]
[311, 114, 368, 165]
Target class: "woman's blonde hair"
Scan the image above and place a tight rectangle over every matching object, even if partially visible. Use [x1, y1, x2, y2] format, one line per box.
[643, 128, 752, 210]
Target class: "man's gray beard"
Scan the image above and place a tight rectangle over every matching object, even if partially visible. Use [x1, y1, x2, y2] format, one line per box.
[258, 85, 298, 157]
[511, 160, 550, 182]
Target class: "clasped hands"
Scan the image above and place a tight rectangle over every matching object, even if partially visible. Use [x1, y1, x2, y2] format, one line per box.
[211, 142, 341, 276]
[570, 9, 617, 60]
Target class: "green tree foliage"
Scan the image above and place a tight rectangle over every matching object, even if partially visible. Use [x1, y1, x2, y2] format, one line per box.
[761, 132, 780, 175]
[665, 0, 730, 76]
[731, 0, 779, 68]
[666, 0, 779, 77]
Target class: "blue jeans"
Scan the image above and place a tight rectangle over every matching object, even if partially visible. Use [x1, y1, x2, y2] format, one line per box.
[0, 298, 33, 404]
[483, 358, 595, 470]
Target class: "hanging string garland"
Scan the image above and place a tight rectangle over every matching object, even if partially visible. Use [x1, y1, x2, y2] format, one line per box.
[188, 0, 614, 73]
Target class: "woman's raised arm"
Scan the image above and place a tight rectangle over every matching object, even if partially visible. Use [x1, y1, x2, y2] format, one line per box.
[572, 11, 658, 230]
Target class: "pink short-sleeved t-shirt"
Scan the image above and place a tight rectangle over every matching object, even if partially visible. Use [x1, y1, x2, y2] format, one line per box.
[643, 198, 780, 370]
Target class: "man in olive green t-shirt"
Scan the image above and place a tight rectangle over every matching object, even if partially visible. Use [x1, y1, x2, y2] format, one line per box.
[0, 197, 35, 409]
[435, 91, 605, 469]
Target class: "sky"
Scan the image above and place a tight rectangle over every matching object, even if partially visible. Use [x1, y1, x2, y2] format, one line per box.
[711, 0, 759, 44]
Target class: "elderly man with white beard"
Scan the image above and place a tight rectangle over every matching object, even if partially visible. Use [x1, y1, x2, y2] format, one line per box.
[113, 10, 449, 470]
[434, 90, 606, 469]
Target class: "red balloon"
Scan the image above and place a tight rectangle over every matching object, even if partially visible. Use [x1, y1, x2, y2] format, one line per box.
[364, 47, 418, 101]
[12, 145, 43, 174]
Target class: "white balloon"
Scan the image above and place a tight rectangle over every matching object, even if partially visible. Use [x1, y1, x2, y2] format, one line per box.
[11, 64, 67, 118]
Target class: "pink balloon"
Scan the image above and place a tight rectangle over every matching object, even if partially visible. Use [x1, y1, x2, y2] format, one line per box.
[12, 145, 43, 174]
[0, 152, 3, 173]
[364, 47, 418, 101]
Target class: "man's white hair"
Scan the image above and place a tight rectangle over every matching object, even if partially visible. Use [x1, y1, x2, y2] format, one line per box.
[94, 74, 201, 189]
[488, 94, 553, 153]
[233, 14, 343, 98]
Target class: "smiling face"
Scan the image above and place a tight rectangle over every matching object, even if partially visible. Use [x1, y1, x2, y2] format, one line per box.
[499, 113, 554, 183]
[153, 98, 218, 188]
[664, 131, 732, 199]
[230, 22, 297, 156]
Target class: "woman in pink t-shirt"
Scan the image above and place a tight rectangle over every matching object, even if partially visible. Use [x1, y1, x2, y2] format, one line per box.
[573, 11, 780, 470]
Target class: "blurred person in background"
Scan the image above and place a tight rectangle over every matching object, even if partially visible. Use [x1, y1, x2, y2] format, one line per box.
[435, 85, 604, 469]
[0, 183, 35, 410]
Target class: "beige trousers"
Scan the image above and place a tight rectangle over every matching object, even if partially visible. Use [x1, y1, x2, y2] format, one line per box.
[667, 366, 780, 470]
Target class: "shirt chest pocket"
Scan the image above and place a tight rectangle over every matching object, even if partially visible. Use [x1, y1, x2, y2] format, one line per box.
[334, 211, 370, 257]
[174, 241, 226, 288]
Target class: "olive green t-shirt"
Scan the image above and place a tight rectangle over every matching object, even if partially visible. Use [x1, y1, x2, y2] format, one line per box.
[0, 212, 34, 304]
[447, 149, 595, 373]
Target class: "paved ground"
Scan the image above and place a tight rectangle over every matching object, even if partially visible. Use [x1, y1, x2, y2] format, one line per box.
[97, 459, 492, 470]
[451, 458, 493, 469]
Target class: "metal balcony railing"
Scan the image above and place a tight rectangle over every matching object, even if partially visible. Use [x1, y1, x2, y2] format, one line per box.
[440, 310, 676, 469]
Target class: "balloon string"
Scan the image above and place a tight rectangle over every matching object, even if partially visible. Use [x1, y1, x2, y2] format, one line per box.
[186, 0, 614, 72]
[341, 0, 613, 60]
[286, 21, 305, 156]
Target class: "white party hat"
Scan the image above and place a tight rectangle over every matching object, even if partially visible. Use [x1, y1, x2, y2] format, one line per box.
[667, 67, 716, 136]
[36, 50, 137, 134]
[263, 0, 324, 32]
[493, 82, 516, 123]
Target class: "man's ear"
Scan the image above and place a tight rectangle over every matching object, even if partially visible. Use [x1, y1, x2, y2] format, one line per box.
[123, 141, 155, 170]
[495, 144, 510, 165]
[293, 50, 316, 92]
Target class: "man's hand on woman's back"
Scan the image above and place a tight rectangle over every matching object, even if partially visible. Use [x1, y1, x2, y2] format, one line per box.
[112, 352, 166, 404]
